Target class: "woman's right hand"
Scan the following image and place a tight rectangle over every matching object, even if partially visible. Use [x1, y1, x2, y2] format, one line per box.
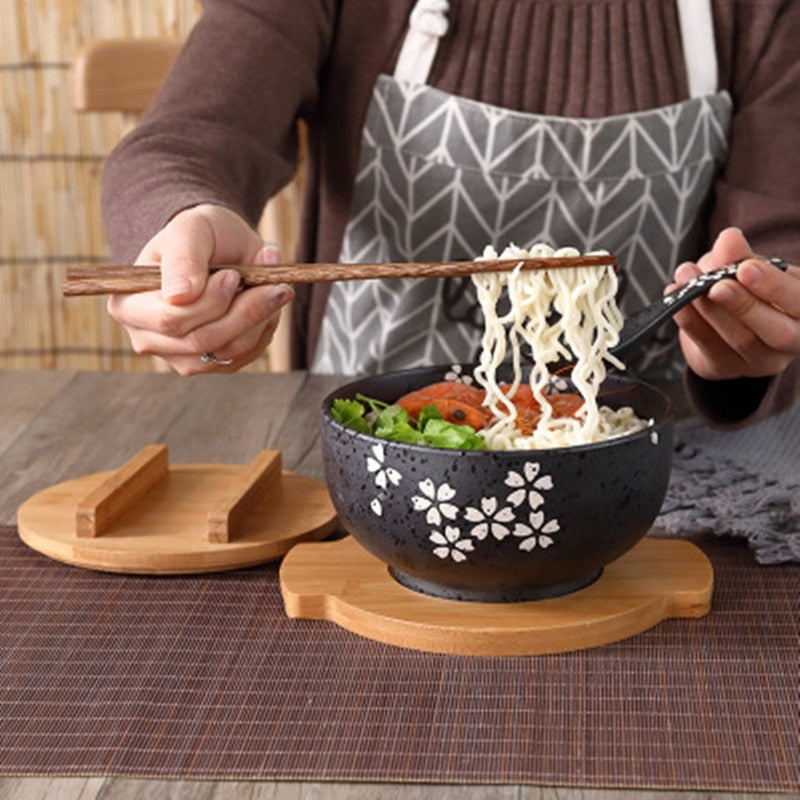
[107, 203, 294, 375]
[669, 227, 800, 382]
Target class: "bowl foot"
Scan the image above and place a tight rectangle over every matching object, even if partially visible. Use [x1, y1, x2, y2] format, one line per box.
[388, 567, 603, 603]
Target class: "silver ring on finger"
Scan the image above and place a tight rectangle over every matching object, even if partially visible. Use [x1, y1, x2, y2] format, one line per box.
[200, 352, 234, 366]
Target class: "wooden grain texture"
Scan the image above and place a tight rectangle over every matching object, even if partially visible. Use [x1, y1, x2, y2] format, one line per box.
[206, 449, 282, 542]
[75, 442, 168, 537]
[280, 536, 713, 656]
[0, 370, 307, 526]
[0, 371, 778, 800]
[62, 255, 618, 295]
[0, 369, 73, 453]
[18, 461, 337, 574]
[156, 371, 309, 464]
[0, 777, 791, 800]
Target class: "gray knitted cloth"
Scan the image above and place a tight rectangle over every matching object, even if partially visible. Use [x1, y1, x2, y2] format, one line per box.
[656, 404, 800, 564]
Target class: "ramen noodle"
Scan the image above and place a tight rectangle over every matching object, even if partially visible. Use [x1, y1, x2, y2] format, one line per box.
[471, 243, 649, 449]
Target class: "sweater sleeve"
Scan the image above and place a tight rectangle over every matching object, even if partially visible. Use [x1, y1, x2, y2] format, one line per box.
[685, 359, 799, 428]
[710, 0, 800, 263]
[101, 0, 336, 263]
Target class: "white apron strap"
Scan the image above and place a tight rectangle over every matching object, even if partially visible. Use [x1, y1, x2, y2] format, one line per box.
[395, 0, 717, 97]
[676, 0, 719, 97]
[393, 0, 450, 84]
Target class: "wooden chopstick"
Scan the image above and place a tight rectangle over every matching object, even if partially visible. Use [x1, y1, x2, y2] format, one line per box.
[62, 255, 617, 296]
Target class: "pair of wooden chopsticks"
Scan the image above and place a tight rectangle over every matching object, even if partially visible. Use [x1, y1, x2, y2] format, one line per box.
[61, 255, 617, 296]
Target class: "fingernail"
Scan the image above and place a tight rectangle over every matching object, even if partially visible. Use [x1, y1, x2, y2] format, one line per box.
[260, 242, 281, 264]
[269, 284, 294, 307]
[163, 276, 192, 298]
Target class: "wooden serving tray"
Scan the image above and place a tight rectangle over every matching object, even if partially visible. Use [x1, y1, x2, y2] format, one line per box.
[17, 445, 338, 574]
[280, 536, 713, 655]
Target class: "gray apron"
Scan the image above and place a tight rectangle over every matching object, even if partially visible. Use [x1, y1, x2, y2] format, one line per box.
[311, 0, 732, 380]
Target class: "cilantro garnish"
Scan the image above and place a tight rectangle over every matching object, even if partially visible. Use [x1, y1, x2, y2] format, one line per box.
[330, 394, 485, 450]
[329, 398, 371, 434]
[419, 416, 485, 450]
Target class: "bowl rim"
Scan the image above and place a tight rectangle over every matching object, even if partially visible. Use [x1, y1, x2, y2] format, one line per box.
[321, 364, 673, 457]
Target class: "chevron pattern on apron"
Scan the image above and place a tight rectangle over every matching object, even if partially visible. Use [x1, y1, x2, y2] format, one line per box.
[312, 3, 732, 379]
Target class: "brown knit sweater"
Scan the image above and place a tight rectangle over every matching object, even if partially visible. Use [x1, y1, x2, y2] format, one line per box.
[101, 0, 800, 423]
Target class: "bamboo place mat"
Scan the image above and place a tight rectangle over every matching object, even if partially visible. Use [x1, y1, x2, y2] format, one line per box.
[0, 525, 797, 792]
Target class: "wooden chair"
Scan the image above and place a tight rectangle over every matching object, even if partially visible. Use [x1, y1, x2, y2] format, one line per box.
[72, 37, 303, 372]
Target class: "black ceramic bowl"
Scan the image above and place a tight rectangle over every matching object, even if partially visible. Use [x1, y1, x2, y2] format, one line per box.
[321, 364, 673, 602]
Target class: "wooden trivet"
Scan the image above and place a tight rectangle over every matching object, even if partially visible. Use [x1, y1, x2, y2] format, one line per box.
[280, 536, 713, 655]
[17, 444, 338, 574]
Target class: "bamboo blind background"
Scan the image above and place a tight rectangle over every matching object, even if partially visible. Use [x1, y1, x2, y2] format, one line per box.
[1, 0, 281, 372]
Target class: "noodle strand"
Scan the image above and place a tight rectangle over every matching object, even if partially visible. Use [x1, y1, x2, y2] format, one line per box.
[471, 243, 647, 449]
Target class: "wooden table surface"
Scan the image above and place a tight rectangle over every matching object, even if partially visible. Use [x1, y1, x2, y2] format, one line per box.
[0, 369, 792, 800]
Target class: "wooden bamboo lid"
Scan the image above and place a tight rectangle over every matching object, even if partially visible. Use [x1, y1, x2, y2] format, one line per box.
[17, 445, 338, 574]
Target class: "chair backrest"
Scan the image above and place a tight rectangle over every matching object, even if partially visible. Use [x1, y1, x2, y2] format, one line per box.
[72, 38, 182, 116]
[72, 37, 300, 372]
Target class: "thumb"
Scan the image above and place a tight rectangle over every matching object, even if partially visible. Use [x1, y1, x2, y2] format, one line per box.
[152, 213, 221, 305]
[159, 265, 207, 304]
[135, 242, 207, 305]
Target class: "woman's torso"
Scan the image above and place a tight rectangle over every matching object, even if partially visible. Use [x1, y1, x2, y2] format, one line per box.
[304, 0, 731, 375]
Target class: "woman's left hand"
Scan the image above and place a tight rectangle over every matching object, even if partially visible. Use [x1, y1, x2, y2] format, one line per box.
[669, 227, 800, 380]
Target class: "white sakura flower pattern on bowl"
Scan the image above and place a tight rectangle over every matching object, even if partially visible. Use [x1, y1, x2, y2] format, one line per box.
[405, 463, 560, 562]
[463, 496, 516, 541]
[366, 442, 402, 517]
[430, 526, 475, 562]
[505, 461, 554, 508]
[411, 478, 459, 526]
[366, 443, 402, 490]
[513, 510, 560, 552]
[443, 364, 473, 385]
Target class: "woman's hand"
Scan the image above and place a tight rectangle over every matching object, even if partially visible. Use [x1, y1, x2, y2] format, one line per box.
[107, 204, 294, 375]
[669, 227, 800, 381]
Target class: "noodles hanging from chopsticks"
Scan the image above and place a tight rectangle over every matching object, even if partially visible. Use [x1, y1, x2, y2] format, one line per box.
[471, 243, 648, 449]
